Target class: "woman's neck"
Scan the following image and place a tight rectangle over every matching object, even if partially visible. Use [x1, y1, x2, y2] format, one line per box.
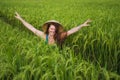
[48, 34, 54, 38]
[48, 34, 55, 44]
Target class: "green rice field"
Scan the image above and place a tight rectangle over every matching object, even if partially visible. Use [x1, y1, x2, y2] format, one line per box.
[0, 0, 120, 80]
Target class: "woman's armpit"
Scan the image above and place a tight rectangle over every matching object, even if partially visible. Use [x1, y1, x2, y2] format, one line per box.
[60, 32, 67, 41]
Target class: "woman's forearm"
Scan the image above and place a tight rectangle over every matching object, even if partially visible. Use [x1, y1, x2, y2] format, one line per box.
[15, 12, 44, 38]
[67, 24, 83, 36]
[18, 17, 44, 37]
[19, 18, 37, 33]
[67, 19, 91, 36]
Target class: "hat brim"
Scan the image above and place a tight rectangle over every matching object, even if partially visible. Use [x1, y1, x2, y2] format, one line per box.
[42, 20, 64, 33]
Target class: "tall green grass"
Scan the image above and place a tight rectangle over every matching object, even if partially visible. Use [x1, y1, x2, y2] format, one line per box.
[0, 0, 120, 80]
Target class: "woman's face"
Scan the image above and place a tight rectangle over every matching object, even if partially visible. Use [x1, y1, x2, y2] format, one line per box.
[48, 24, 56, 36]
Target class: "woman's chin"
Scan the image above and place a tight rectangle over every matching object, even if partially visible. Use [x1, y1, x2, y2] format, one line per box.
[49, 33, 55, 36]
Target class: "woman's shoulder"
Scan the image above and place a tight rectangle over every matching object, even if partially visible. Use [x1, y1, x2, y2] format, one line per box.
[59, 31, 67, 40]
[41, 33, 46, 40]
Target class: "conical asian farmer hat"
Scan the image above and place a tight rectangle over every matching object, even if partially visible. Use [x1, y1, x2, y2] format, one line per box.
[42, 20, 64, 33]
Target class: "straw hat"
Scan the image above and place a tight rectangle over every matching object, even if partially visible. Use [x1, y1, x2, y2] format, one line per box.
[42, 20, 64, 33]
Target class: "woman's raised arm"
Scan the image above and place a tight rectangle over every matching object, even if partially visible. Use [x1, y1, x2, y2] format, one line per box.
[67, 19, 92, 36]
[15, 12, 45, 39]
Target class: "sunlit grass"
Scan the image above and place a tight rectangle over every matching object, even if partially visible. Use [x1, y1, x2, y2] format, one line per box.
[0, 0, 120, 80]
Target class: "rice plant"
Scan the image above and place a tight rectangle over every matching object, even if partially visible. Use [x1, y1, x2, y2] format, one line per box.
[0, 0, 120, 80]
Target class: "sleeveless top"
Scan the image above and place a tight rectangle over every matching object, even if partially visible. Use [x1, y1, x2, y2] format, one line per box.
[46, 34, 49, 44]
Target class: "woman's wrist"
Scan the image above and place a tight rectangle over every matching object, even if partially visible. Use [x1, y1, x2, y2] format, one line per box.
[79, 24, 84, 28]
[19, 17, 23, 21]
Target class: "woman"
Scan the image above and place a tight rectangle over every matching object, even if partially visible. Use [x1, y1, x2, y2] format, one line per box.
[15, 12, 91, 48]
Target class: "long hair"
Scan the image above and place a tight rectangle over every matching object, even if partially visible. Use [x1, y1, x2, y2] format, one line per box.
[45, 23, 67, 48]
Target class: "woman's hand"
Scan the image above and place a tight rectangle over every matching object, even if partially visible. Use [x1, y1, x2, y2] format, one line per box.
[67, 19, 92, 36]
[81, 19, 92, 27]
[15, 12, 22, 20]
[14, 11, 44, 38]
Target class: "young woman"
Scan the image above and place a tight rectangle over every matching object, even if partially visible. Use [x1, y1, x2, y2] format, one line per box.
[15, 12, 92, 47]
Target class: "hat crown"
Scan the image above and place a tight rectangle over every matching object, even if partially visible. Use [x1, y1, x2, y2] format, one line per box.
[45, 20, 60, 24]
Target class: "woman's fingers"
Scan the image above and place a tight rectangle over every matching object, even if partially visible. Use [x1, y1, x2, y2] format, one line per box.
[87, 19, 92, 22]
[85, 19, 92, 25]
[15, 12, 21, 19]
[86, 19, 92, 24]
[15, 12, 19, 16]
[82, 19, 92, 27]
